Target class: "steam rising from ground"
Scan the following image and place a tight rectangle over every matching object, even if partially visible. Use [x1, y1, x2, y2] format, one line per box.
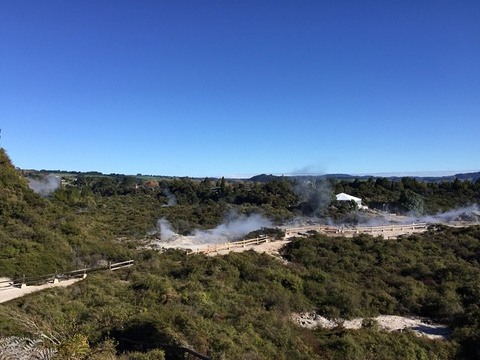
[417, 204, 480, 224]
[28, 175, 61, 196]
[156, 218, 177, 240]
[190, 213, 272, 242]
[285, 204, 480, 229]
[161, 189, 177, 207]
[351, 204, 480, 228]
[152, 212, 272, 249]
[293, 177, 333, 216]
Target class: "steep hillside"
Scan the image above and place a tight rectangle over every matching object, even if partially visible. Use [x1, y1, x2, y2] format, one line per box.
[0, 149, 75, 276]
[0, 149, 132, 278]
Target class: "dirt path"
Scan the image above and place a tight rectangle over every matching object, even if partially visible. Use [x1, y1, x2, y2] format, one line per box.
[0, 278, 84, 304]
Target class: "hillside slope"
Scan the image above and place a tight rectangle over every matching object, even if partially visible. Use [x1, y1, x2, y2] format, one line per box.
[0, 149, 128, 277]
[0, 149, 76, 276]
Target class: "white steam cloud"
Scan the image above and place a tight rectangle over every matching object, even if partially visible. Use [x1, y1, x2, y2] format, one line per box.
[156, 217, 177, 240]
[293, 177, 333, 215]
[190, 212, 272, 243]
[152, 212, 272, 250]
[352, 204, 480, 228]
[162, 189, 177, 207]
[28, 175, 61, 196]
[417, 204, 480, 224]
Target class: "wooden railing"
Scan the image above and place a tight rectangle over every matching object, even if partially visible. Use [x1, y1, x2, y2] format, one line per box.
[190, 236, 273, 255]
[0, 260, 134, 289]
[109, 260, 135, 271]
[285, 223, 428, 236]
[338, 223, 428, 234]
[188, 223, 429, 256]
[285, 225, 338, 235]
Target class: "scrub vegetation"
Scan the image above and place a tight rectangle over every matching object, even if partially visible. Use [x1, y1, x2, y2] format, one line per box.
[1, 148, 480, 359]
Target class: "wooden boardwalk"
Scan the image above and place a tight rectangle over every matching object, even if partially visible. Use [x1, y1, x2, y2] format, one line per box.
[285, 223, 428, 239]
[191, 223, 428, 255]
[190, 237, 273, 255]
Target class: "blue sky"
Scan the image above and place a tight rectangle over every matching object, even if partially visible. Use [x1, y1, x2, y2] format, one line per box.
[1, 0, 479, 177]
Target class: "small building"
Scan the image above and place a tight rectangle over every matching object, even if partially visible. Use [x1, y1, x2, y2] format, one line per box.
[336, 193, 368, 209]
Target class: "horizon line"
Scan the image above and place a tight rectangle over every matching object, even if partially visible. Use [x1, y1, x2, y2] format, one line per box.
[19, 167, 480, 180]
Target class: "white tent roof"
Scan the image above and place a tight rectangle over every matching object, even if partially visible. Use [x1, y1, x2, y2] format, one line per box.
[336, 193, 362, 202]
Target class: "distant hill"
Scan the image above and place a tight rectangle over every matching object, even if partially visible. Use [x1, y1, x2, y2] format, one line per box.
[444, 171, 480, 182]
[249, 174, 284, 182]
[381, 171, 480, 183]
[248, 171, 480, 182]
[24, 167, 480, 183]
[249, 173, 366, 182]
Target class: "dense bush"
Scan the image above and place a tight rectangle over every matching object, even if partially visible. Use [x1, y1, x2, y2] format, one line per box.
[333, 177, 480, 214]
[3, 226, 479, 358]
[2, 148, 480, 359]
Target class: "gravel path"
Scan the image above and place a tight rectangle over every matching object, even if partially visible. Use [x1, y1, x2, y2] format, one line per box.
[0, 278, 84, 304]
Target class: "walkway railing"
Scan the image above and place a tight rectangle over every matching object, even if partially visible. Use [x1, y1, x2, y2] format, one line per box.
[285, 223, 428, 236]
[0, 260, 134, 289]
[337, 223, 427, 234]
[190, 223, 429, 255]
[190, 236, 273, 255]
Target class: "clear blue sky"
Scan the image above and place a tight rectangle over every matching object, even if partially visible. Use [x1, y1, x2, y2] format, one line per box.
[1, 0, 479, 177]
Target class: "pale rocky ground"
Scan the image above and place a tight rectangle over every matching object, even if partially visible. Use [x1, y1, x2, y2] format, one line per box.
[0, 277, 84, 304]
[292, 312, 450, 340]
